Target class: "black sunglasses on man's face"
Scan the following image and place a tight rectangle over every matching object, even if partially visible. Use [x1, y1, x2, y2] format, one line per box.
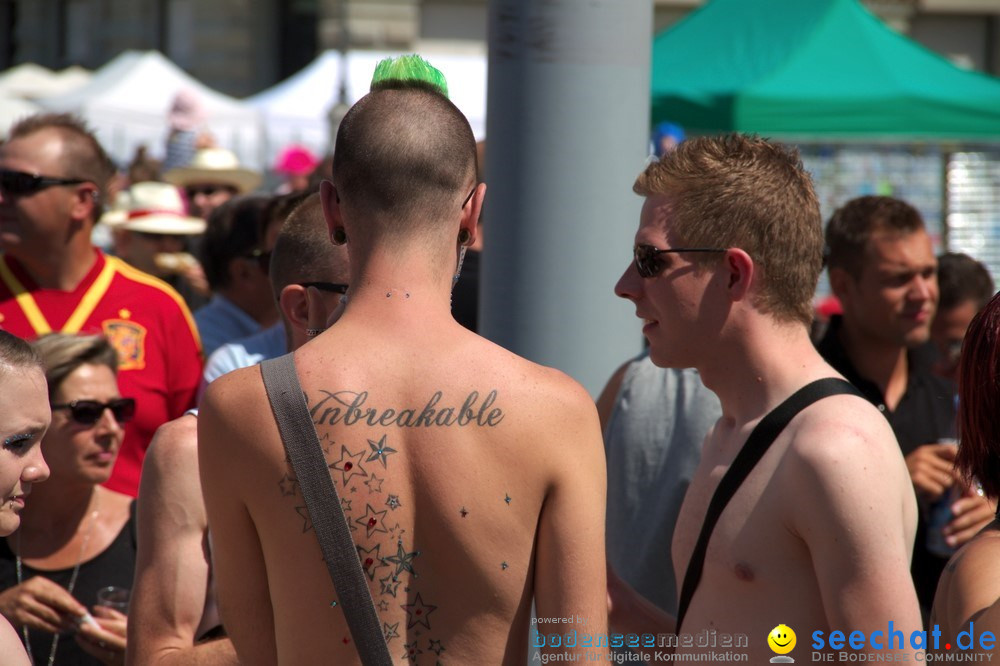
[0, 168, 90, 197]
[632, 244, 727, 278]
[297, 282, 349, 294]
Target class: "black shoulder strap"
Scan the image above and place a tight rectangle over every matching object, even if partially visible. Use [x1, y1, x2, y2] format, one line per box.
[260, 354, 392, 666]
[675, 377, 860, 631]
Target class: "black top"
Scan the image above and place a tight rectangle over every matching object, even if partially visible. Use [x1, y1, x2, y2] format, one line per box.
[451, 249, 480, 333]
[817, 316, 957, 615]
[0, 501, 138, 666]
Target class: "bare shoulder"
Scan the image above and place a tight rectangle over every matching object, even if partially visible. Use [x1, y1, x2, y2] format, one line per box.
[785, 391, 904, 472]
[144, 413, 199, 472]
[937, 530, 1000, 626]
[200, 364, 266, 412]
[780, 391, 914, 534]
[0, 618, 28, 666]
[199, 365, 270, 445]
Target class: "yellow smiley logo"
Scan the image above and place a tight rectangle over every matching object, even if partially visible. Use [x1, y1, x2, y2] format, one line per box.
[767, 624, 796, 655]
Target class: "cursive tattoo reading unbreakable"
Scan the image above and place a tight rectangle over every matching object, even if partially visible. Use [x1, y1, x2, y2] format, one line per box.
[309, 389, 505, 428]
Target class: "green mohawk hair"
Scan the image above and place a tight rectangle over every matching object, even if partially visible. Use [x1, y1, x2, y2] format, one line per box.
[370, 54, 449, 98]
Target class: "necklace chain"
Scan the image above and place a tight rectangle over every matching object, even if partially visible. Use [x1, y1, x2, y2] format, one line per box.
[15, 493, 101, 666]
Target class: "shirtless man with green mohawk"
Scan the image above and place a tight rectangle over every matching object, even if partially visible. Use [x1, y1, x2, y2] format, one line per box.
[198, 56, 608, 665]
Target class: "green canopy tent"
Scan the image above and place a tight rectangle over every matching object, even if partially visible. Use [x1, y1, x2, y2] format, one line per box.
[651, 0, 1000, 139]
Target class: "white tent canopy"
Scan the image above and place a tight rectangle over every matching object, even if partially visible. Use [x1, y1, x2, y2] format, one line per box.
[0, 95, 41, 139]
[0, 63, 90, 100]
[246, 49, 487, 168]
[39, 51, 262, 170]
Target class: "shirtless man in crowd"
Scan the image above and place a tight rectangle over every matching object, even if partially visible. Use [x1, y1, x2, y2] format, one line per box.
[127, 193, 349, 665]
[198, 63, 607, 664]
[609, 134, 922, 661]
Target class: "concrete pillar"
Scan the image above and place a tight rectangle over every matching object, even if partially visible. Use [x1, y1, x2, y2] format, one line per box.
[481, 0, 652, 396]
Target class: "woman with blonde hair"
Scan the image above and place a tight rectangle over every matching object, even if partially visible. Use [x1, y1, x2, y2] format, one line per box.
[0, 330, 50, 666]
[0, 333, 135, 665]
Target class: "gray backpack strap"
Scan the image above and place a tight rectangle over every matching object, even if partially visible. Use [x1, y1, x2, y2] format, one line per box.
[260, 354, 392, 666]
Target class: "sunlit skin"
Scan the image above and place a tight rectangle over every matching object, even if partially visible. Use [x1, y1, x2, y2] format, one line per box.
[0, 367, 51, 537]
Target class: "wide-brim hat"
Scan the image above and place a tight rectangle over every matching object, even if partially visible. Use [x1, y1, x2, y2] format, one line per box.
[119, 181, 207, 235]
[98, 190, 132, 228]
[163, 147, 262, 193]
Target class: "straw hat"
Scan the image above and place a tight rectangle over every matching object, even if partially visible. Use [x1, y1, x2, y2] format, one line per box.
[98, 189, 131, 228]
[163, 148, 262, 193]
[119, 182, 207, 235]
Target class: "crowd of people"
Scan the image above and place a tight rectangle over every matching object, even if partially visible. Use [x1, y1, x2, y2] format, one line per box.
[0, 54, 998, 665]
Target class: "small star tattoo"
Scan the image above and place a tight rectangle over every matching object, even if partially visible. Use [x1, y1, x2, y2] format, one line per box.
[428, 638, 445, 655]
[278, 473, 299, 497]
[366, 474, 384, 493]
[501, 561, 508, 570]
[354, 504, 389, 538]
[384, 621, 400, 642]
[386, 494, 401, 510]
[377, 600, 390, 612]
[294, 506, 313, 532]
[402, 593, 438, 630]
[380, 573, 402, 597]
[384, 541, 420, 577]
[329, 445, 368, 484]
[366, 434, 398, 468]
[340, 497, 352, 512]
[356, 543, 389, 582]
[403, 641, 422, 662]
[504, 493, 512, 505]
[460, 506, 468, 517]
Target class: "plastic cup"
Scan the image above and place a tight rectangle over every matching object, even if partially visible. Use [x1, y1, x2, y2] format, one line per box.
[96, 586, 130, 614]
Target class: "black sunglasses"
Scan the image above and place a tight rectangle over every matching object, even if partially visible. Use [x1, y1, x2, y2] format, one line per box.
[633, 244, 727, 278]
[51, 398, 136, 426]
[185, 184, 236, 198]
[0, 168, 90, 197]
[298, 282, 349, 294]
[244, 248, 271, 274]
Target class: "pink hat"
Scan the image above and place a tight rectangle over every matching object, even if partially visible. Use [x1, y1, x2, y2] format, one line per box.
[274, 145, 319, 176]
[168, 89, 206, 132]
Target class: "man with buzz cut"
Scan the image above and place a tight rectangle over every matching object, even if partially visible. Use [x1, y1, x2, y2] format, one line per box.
[198, 57, 607, 665]
[128, 192, 349, 666]
[609, 134, 921, 661]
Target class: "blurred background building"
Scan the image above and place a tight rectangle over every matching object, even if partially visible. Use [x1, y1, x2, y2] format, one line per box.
[3, 0, 1000, 97]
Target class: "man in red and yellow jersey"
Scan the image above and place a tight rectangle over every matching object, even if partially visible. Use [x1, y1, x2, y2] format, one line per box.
[0, 113, 202, 496]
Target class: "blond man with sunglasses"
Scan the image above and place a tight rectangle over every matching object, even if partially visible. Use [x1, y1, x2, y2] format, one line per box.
[610, 134, 921, 661]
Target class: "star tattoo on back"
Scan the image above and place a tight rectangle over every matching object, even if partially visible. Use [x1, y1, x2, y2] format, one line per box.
[329, 445, 368, 485]
[366, 434, 398, 468]
[402, 593, 438, 630]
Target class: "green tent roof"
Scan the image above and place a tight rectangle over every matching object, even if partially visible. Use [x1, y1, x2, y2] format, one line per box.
[652, 0, 1000, 139]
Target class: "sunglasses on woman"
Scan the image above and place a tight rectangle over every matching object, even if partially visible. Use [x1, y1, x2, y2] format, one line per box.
[50, 398, 137, 426]
[633, 244, 727, 278]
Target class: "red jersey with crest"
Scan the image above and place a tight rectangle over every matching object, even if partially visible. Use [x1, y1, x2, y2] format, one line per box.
[0, 249, 203, 496]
